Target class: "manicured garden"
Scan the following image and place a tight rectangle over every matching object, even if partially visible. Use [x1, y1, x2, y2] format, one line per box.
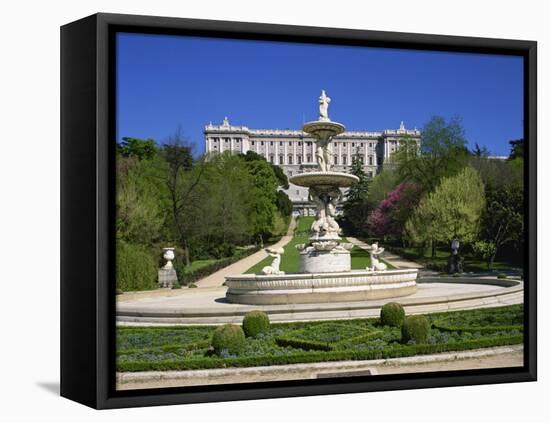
[117, 304, 523, 372]
[385, 245, 520, 273]
[245, 216, 392, 274]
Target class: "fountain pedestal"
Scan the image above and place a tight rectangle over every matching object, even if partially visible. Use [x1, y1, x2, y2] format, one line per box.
[299, 245, 351, 273]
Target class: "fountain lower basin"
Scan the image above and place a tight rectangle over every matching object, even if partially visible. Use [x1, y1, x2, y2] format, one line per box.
[225, 269, 418, 305]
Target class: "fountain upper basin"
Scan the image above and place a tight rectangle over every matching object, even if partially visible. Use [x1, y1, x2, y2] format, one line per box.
[290, 171, 359, 188]
[303, 120, 345, 138]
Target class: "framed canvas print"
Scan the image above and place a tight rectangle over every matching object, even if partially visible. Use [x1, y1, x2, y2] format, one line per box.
[60, 13, 537, 409]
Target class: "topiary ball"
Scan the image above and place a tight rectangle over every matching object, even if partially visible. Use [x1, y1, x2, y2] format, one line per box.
[401, 315, 430, 344]
[211, 324, 245, 355]
[380, 302, 405, 327]
[242, 310, 270, 338]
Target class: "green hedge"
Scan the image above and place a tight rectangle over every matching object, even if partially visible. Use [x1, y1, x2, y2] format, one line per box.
[118, 333, 523, 372]
[211, 324, 246, 355]
[402, 315, 430, 344]
[178, 247, 260, 285]
[242, 311, 270, 338]
[276, 336, 333, 351]
[432, 323, 523, 334]
[276, 329, 383, 352]
[116, 241, 157, 292]
[380, 303, 405, 327]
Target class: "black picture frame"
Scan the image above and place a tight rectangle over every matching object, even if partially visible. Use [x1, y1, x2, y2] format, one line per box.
[60, 12, 537, 409]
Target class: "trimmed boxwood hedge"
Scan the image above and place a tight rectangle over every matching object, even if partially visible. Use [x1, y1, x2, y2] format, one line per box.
[402, 315, 430, 344]
[432, 323, 523, 334]
[380, 302, 405, 327]
[276, 329, 383, 352]
[117, 333, 523, 372]
[242, 311, 270, 338]
[116, 240, 157, 292]
[211, 324, 246, 355]
[116, 305, 524, 372]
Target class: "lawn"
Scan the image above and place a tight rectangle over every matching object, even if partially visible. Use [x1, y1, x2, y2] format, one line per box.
[182, 259, 219, 273]
[117, 304, 523, 372]
[245, 216, 393, 274]
[245, 216, 313, 274]
[389, 245, 521, 272]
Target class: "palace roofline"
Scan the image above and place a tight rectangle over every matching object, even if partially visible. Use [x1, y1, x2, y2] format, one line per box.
[204, 118, 421, 138]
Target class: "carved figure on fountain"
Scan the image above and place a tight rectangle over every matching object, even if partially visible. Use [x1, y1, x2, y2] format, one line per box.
[315, 143, 332, 172]
[309, 186, 341, 240]
[319, 90, 331, 121]
[261, 247, 285, 275]
[367, 242, 388, 272]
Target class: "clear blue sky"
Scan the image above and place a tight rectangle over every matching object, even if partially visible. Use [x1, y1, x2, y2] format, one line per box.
[116, 32, 524, 156]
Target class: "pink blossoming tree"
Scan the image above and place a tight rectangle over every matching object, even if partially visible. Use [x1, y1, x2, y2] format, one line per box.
[366, 182, 421, 239]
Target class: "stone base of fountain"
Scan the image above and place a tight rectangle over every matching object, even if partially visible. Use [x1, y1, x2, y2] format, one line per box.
[225, 269, 418, 305]
[299, 249, 351, 273]
[298, 240, 353, 273]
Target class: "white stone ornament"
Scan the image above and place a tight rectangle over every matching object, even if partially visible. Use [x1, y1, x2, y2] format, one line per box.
[368, 243, 388, 272]
[158, 247, 178, 288]
[162, 247, 175, 269]
[319, 89, 331, 121]
[261, 247, 285, 275]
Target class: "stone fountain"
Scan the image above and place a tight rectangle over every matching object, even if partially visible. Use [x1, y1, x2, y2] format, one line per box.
[290, 90, 358, 273]
[224, 91, 418, 305]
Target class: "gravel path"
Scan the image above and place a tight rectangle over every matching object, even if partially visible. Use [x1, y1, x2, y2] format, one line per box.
[195, 217, 297, 287]
[117, 346, 523, 390]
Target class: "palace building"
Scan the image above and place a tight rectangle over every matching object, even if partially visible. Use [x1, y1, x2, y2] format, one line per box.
[204, 117, 421, 215]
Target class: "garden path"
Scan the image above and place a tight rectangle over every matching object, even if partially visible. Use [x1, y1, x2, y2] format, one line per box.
[195, 217, 297, 287]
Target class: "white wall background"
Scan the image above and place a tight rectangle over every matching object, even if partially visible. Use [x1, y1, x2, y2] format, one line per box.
[0, 0, 546, 420]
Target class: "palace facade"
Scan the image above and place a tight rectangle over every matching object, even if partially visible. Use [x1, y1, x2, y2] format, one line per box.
[204, 117, 421, 215]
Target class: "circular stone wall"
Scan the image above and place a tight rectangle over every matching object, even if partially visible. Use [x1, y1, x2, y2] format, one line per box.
[225, 269, 418, 305]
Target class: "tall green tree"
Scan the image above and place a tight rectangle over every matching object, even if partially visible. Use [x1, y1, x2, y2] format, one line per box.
[367, 168, 399, 209]
[471, 143, 490, 157]
[242, 150, 289, 189]
[342, 156, 371, 235]
[161, 129, 204, 265]
[207, 153, 254, 245]
[116, 155, 165, 245]
[476, 184, 523, 269]
[244, 157, 279, 244]
[508, 138, 524, 161]
[394, 116, 470, 193]
[405, 166, 485, 254]
[118, 137, 157, 160]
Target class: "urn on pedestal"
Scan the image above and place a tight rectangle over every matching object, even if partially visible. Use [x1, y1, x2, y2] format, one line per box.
[158, 247, 178, 288]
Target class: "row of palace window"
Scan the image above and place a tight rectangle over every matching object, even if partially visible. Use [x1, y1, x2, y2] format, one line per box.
[210, 137, 243, 144]
[250, 140, 375, 148]
[210, 138, 375, 149]
[266, 154, 376, 166]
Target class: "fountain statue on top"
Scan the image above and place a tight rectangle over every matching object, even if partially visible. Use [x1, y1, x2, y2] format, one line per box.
[291, 91, 359, 273]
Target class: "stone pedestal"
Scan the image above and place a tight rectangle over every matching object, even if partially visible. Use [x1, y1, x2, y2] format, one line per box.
[158, 268, 178, 288]
[299, 248, 351, 273]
